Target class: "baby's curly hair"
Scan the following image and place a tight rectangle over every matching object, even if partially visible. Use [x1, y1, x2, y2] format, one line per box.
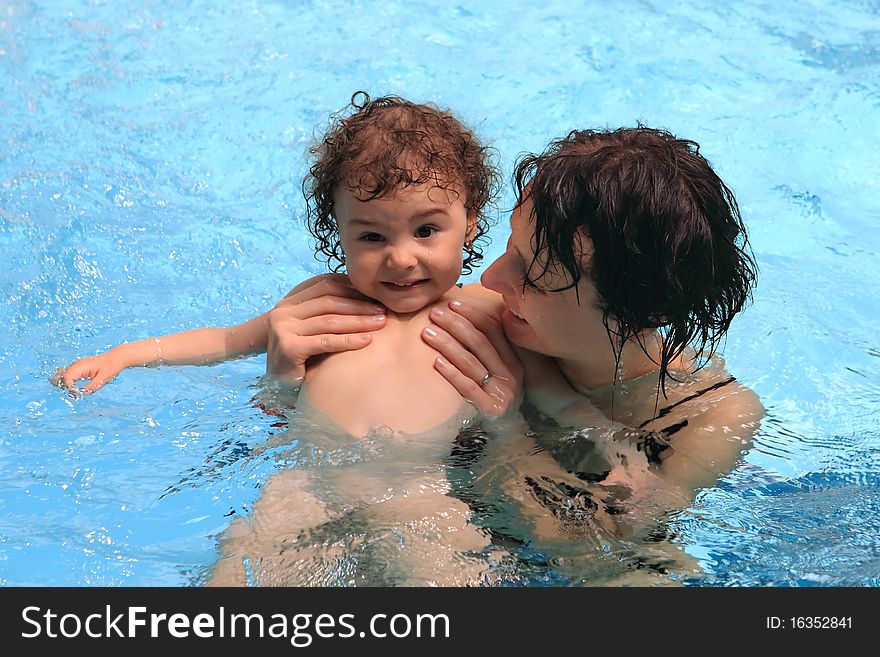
[304, 92, 499, 274]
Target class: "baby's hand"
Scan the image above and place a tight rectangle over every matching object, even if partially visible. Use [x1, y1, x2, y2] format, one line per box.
[51, 353, 125, 394]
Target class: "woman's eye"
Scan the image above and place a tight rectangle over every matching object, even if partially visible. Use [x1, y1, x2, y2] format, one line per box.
[360, 233, 384, 242]
[520, 272, 539, 289]
[415, 225, 437, 238]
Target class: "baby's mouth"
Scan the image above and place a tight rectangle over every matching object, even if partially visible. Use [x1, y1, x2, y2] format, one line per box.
[381, 279, 429, 290]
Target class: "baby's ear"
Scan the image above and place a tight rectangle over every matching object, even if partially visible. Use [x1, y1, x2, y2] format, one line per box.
[465, 211, 479, 244]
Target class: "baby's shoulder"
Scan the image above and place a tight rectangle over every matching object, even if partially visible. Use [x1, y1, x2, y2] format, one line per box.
[449, 283, 504, 318]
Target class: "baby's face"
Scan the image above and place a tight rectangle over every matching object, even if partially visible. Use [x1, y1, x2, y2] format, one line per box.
[334, 183, 472, 314]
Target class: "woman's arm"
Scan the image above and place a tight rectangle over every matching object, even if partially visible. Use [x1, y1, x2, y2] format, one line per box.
[637, 380, 763, 491]
[514, 348, 613, 427]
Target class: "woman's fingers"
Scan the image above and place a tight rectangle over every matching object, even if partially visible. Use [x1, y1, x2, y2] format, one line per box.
[305, 332, 374, 354]
[282, 274, 374, 304]
[281, 273, 349, 297]
[426, 302, 522, 383]
[433, 355, 515, 417]
[448, 299, 522, 373]
[422, 300, 523, 417]
[423, 324, 494, 383]
[266, 275, 386, 382]
[280, 294, 385, 320]
[293, 312, 387, 336]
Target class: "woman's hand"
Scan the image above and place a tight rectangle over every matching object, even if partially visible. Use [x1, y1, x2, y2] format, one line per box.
[421, 298, 523, 417]
[52, 351, 128, 394]
[266, 273, 387, 385]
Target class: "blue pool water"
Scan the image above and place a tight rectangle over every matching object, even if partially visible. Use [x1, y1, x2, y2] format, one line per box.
[1, 0, 879, 586]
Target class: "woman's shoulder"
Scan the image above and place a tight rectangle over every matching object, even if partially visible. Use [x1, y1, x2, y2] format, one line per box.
[665, 356, 764, 426]
[642, 360, 764, 493]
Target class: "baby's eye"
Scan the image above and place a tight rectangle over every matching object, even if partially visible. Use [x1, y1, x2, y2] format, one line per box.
[360, 232, 384, 242]
[415, 225, 437, 238]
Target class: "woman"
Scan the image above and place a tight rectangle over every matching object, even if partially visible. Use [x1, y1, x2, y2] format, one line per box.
[265, 126, 762, 573]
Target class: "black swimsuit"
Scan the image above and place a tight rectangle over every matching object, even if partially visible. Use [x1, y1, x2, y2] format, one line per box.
[448, 375, 739, 544]
[540, 375, 738, 527]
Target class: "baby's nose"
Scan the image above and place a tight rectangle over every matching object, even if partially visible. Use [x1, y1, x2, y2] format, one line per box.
[386, 244, 418, 269]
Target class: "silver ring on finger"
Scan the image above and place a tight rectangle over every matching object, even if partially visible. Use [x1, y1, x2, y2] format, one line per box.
[478, 372, 493, 388]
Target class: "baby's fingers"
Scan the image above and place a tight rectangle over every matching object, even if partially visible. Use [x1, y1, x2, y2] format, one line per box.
[50, 366, 68, 388]
[54, 359, 107, 394]
[81, 370, 114, 394]
[60, 360, 93, 387]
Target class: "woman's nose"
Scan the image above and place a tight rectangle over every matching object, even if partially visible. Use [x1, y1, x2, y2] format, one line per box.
[481, 251, 513, 293]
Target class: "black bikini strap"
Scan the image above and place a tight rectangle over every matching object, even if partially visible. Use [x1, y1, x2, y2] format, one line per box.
[638, 375, 737, 429]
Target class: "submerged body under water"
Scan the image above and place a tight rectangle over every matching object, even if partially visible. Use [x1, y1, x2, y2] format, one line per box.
[205, 355, 757, 587]
[208, 395, 498, 587]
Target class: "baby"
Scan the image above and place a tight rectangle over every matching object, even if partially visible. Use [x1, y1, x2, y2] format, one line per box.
[56, 93, 507, 438]
[56, 96, 675, 584]
[56, 93, 512, 584]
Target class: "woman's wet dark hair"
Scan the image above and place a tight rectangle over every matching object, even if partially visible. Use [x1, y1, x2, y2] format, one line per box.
[515, 126, 757, 395]
[304, 92, 500, 275]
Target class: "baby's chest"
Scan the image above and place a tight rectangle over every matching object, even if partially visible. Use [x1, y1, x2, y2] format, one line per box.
[301, 318, 471, 436]
[309, 317, 441, 384]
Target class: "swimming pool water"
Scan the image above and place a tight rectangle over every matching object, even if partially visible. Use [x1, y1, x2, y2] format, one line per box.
[2, 0, 879, 585]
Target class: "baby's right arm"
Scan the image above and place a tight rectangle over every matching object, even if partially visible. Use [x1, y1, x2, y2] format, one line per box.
[55, 273, 387, 395]
[54, 314, 270, 394]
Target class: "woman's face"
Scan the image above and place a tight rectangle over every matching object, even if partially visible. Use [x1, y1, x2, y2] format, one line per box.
[481, 197, 611, 360]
